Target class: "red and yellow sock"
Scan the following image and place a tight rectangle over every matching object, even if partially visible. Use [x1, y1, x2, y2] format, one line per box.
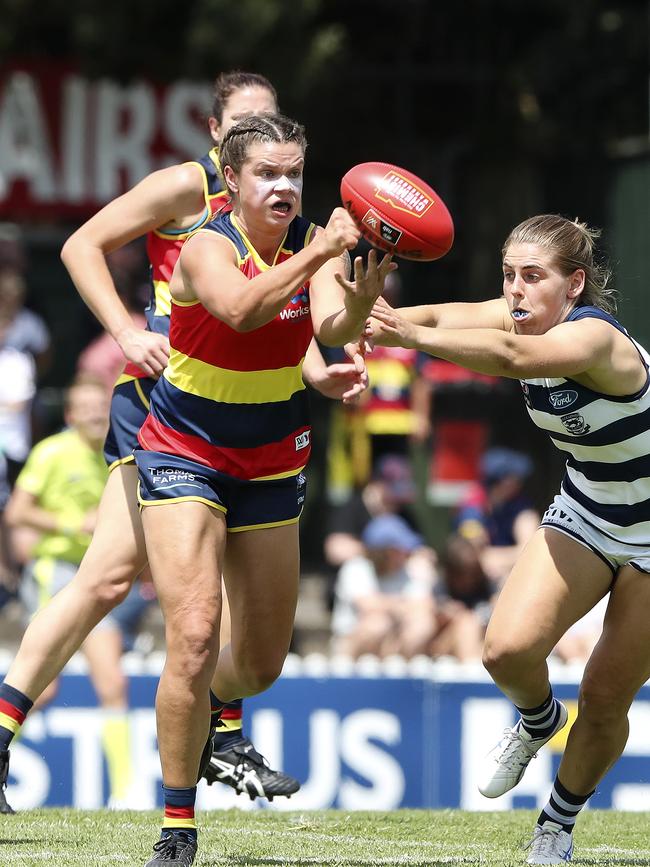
[162, 785, 197, 840]
[0, 683, 33, 751]
[213, 698, 245, 749]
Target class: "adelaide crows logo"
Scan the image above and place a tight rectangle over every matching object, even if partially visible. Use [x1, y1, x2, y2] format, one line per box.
[290, 287, 309, 306]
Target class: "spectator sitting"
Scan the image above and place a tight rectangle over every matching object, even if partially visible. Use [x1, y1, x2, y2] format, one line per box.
[323, 453, 421, 569]
[455, 447, 540, 585]
[0, 266, 52, 377]
[430, 533, 494, 662]
[0, 314, 37, 486]
[330, 514, 438, 659]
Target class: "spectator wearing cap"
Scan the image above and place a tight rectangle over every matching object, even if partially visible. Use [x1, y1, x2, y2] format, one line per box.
[323, 453, 423, 570]
[454, 447, 540, 585]
[330, 514, 438, 659]
[429, 534, 495, 661]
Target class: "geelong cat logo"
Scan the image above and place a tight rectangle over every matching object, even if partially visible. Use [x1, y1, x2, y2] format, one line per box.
[550, 390, 578, 410]
[560, 412, 591, 436]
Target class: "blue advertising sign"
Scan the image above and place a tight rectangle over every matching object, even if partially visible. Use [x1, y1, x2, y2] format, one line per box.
[4, 670, 650, 811]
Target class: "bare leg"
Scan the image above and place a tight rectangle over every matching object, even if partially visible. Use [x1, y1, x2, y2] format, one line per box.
[211, 523, 300, 701]
[3, 466, 146, 700]
[482, 528, 612, 708]
[142, 501, 225, 787]
[82, 625, 127, 709]
[557, 565, 650, 794]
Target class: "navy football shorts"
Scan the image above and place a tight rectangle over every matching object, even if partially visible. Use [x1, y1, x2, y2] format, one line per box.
[104, 377, 156, 471]
[134, 449, 307, 532]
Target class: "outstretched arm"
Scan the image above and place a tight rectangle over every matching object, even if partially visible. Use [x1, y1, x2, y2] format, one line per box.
[381, 296, 511, 330]
[370, 298, 625, 382]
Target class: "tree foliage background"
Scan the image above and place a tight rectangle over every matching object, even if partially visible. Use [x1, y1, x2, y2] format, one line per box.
[0, 0, 648, 543]
[2, 0, 647, 297]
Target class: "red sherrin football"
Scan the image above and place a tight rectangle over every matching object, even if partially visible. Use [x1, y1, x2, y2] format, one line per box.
[340, 161, 454, 261]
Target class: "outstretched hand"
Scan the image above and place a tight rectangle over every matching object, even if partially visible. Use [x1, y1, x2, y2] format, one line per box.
[335, 249, 398, 315]
[367, 296, 419, 348]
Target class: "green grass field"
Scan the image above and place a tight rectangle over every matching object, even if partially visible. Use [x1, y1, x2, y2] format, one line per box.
[2, 809, 650, 866]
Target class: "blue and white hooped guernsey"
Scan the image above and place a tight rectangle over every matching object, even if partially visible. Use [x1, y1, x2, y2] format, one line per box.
[520, 305, 650, 547]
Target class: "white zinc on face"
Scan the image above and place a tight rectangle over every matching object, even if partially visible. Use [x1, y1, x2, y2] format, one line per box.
[228, 141, 305, 224]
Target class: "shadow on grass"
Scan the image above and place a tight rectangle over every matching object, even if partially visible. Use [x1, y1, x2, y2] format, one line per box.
[215, 859, 485, 866]
[203, 858, 650, 867]
[0, 839, 50, 845]
[575, 861, 650, 866]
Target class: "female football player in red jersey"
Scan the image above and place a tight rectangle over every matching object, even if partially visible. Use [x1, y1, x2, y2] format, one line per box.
[134, 112, 393, 866]
[0, 73, 366, 816]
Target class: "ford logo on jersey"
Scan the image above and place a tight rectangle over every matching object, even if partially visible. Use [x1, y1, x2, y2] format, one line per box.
[550, 390, 578, 410]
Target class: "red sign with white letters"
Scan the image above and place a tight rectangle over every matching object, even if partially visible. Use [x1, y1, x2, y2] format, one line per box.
[0, 61, 212, 219]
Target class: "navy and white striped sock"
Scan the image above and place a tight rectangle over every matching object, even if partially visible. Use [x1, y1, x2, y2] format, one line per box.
[537, 775, 593, 833]
[515, 690, 561, 740]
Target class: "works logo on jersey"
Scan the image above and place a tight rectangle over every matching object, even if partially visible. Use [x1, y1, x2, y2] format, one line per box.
[280, 287, 310, 321]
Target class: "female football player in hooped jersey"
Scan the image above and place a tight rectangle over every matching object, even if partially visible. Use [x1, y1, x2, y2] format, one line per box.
[134, 112, 394, 866]
[0, 73, 366, 814]
[369, 214, 650, 865]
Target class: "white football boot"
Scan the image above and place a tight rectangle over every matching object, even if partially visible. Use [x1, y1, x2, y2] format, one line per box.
[525, 822, 573, 864]
[478, 701, 568, 798]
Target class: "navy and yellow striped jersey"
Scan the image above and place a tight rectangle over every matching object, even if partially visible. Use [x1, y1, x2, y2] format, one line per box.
[521, 305, 650, 546]
[138, 211, 318, 481]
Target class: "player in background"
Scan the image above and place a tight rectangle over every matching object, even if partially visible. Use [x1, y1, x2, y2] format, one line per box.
[2, 375, 142, 809]
[369, 213, 650, 864]
[135, 111, 393, 867]
[0, 72, 367, 814]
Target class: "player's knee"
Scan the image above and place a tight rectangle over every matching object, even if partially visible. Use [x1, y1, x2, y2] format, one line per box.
[77, 564, 135, 610]
[578, 672, 630, 727]
[166, 615, 219, 680]
[482, 639, 537, 682]
[92, 577, 132, 608]
[239, 659, 283, 695]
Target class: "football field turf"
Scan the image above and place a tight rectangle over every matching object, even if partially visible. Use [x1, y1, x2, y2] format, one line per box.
[2, 809, 650, 866]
